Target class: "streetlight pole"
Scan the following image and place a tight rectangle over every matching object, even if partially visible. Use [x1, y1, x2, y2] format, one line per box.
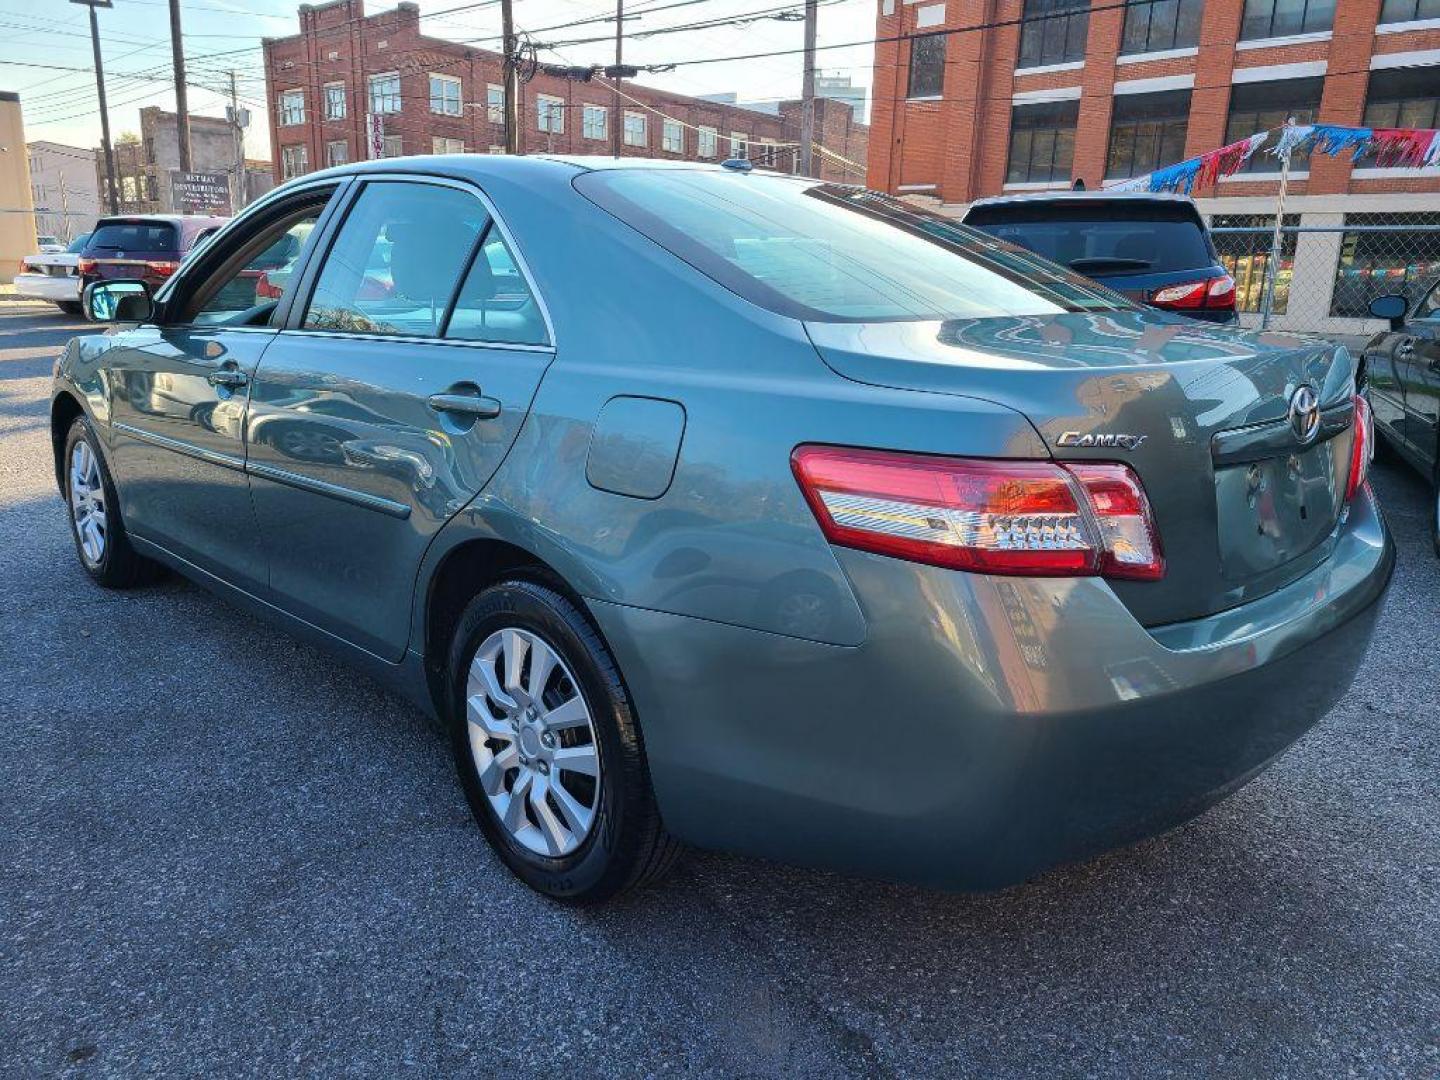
[71, 0, 118, 213]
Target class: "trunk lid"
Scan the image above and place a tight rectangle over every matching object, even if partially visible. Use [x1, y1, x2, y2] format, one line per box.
[806, 310, 1358, 627]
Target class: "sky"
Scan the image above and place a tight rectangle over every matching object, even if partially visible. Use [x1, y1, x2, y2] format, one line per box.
[2, 0, 877, 161]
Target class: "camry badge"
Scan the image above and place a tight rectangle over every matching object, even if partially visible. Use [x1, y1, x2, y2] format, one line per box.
[1288, 384, 1320, 445]
[1056, 431, 1147, 450]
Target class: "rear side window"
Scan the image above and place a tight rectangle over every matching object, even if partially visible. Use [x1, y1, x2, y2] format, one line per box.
[446, 229, 548, 346]
[87, 222, 178, 253]
[576, 170, 1122, 322]
[304, 181, 487, 338]
[964, 202, 1215, 278]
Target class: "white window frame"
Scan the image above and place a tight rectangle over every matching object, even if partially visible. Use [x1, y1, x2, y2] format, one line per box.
[279, 88, 305, 126]
[432, 136, 465, 154]
[281, 144, 308, 178]
[325, 139, 348, 167]
[624, 110, 648, 147]
[661, 118, 684, 153]
[368, 72, 402, 115]
[429, 73, 462, 116]
[698, 125, 718, 158]
[487, 84, 504, 124]
[582, 104, 607, 140]
[537, 94, 565, 133]
[730, 131, 748, 158]
[323, 82, 346, 121]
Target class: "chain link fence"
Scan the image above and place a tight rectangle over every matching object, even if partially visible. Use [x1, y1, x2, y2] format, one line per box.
[1209, 214, 1440, 346]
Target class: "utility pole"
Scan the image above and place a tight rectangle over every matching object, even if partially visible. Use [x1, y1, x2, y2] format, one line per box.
[798, 0, 817, 177]
[501, 0, 519, 154]
[226, 69, 246, 211]
[611, 0, 622, 157]
[71, 0, 118, 214]
[169, 0, 192, 174]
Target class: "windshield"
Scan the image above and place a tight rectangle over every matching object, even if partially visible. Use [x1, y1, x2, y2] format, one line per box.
[88, 222, 178, 253]
[964, 203, 1215, 278]
[575, 171, 1127, 323]
[65, 233, 91, 254]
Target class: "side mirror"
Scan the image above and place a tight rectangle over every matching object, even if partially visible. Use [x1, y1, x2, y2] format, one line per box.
[84, 280, 153, 324]
[1369, 293, 1408, 332]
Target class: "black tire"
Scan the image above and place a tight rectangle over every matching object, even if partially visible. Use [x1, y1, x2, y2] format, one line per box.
[57, 300, 82, 316]
[447, 579, 681, 903]
[62, 416, 161, 588]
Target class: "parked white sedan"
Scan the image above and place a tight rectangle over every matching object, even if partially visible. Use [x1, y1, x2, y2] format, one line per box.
[13, 233, 90, 314]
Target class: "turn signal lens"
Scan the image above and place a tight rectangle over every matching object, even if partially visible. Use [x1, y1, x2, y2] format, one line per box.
[1346, 393, 1372, 503]
[791, 446, 1164, 580]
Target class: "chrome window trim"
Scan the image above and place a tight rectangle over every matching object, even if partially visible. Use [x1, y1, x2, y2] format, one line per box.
[274, 327, 554, 354]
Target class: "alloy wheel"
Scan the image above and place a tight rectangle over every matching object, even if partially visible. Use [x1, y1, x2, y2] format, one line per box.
[69, 439, 107, 566]
[465, 627, 601, 857]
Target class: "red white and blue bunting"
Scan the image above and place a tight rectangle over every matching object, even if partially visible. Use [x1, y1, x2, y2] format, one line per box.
[1111, 123, 1440, 194]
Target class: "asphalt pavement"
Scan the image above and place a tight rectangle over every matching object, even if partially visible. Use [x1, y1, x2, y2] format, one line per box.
[1, 300, 1435, 1078]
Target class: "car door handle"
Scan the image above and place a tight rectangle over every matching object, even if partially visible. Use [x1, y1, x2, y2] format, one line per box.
[207, 368, 249, 389]
[427, 392, 501, 419]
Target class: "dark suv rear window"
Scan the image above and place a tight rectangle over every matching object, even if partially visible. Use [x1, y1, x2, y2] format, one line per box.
[963, 201, 1215, 279]
[87, 222, 179, 253]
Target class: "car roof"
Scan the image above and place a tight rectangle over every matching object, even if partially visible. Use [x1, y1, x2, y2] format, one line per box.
[298, 153, 798, 185]
[966, 190, 1198, 211]
[94, 213, 230, 225]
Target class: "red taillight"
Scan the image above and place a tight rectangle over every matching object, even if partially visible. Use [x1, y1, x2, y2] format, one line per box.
[1346, 393, 1372, 503]
[77, 258, 96, 275]
[146, 260, 179, 277]
[1150, 275, 1236, 313]
[790, 446, 1164, 580]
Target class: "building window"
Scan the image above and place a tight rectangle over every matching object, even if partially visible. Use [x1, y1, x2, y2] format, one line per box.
[381, 135, 403, 158]
[583, 105, 607, 140]
[121, 176, 139, 203]
[1120, 0, 1203, 54]
[698, 125, 718, 157]
[430, 74, 462, 116]
[907, 32, 946, 98]
[368, 72, 401, 114]
[1005, 99, 1077, 184]
[1380, 0, 1440, 23]
[279, 89, 305, 126]
[1362, 66, 1440, 131]
[662, 118, 684, 153]
[1105, 89, 1191, 179]
[1331, 212, 1440, 317]
[326, 139, 348, 167]
[1224, 77, 1323, 173]
[323, 82, 346, 121]
[487, 84, 504, 124]
[729, 131, 748, 158]
[432, 136, 465, 154]
[1213, 214, 1299, 314]
[1018, 0, 1089, 69]
[537, 95, 565, 133]
[281, 145, 308, 178]
[1239, 0, 1335, 40]
[624, 111, 648, 147]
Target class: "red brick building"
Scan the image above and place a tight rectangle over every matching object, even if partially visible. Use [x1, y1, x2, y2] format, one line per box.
[262, 0, 867, 183]
[867, 0, 1440, 333]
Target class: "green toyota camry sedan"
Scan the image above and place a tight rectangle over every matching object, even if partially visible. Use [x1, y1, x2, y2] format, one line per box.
[52, 155, 1393, 903]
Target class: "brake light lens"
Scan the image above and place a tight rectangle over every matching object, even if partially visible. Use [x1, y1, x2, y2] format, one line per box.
[1149, 274, 1236, 313]
[77, 258, 96, 275]
[1346, 393, 1372, 503]
[146, 260, 179, 277]
[791, 446, 1164, 580]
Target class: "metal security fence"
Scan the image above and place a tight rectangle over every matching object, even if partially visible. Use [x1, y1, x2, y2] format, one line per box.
[1207, 219, 1440, 340]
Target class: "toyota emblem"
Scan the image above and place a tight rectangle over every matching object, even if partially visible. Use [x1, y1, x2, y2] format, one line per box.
[1288, 385, 1320, 445]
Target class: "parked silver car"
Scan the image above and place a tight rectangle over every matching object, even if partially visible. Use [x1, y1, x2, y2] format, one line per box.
[53, 156, 1392, 903]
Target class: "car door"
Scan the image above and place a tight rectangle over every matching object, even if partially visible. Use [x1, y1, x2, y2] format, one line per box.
[1395, 283, 1440, 472]
[243, 175, 555, 660]
[103, 183, 343, 591]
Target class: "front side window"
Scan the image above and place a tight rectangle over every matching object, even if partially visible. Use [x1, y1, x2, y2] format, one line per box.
[279, 89, 305, 126]
[1380, 0, 1440, 22]
[698, 125, 718, 157]
[448, 228, 549, 346]
[662, 119, 684, 153]
[281, 144, 309, 179]
[487, 84, 504, 124]
[583, 105, 607, 140]
[430, 74, 462, 116]
[1239, 0, 1335, 40]
[907, 32, 946, 98]
[368, 72, 402, 114]
[1006, 99, 1078, 184]
[1018, 0, 1089, 69]
[324, 82, 346, 120]
[1224, 77, 1323, 172]
[326, 139, 348, 167]
[1120, 0, 1203, 54]
[1105, 89, 1191, 179]
[1363, 66, 1440, 132]
[304, 181, 487, 338]
[537, 95, 565, 134]
[624, 112, 647, 147]
[575, 171, 1123, 323]
[189, 206, 323, 327]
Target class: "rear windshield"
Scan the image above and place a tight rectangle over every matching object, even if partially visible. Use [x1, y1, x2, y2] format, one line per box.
[87, 222, 179, 253]
[963, 202, 1215, 278]
[575, 171, 1127, 323]
[65, 233, 91, 254]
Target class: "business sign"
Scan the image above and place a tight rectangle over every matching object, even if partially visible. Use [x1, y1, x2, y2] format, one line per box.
[367, 113, 385, 159]
[171, 171, 232, 215]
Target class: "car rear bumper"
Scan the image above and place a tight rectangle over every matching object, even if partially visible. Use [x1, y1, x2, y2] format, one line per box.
[12, 272, 79, 303]
[591, 483, 1393, 891]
